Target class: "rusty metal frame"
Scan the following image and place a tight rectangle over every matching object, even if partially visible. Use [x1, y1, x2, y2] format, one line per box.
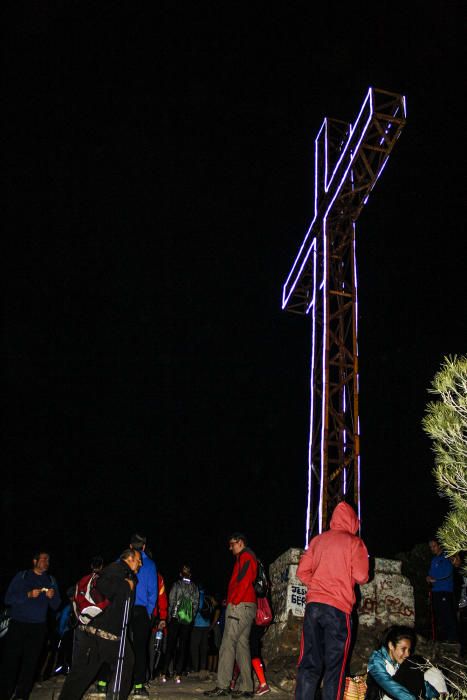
[282, 88, 406, 539]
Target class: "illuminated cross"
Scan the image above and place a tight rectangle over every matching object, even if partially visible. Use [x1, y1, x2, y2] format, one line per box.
[282, 88, 406, 542]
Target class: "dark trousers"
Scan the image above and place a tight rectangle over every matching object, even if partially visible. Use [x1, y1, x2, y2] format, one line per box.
[295, 603, 351, 700]
[59, 632, 134, 700]
[162, 619, 192, 676]
[432, 591, 458, 641]
[190, 626, 209, 671]
[131, 606, 151, 685]
[0, 620, 47, 700]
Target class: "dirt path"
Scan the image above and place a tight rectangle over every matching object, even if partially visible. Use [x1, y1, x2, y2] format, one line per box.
[30, 673, 293, 699]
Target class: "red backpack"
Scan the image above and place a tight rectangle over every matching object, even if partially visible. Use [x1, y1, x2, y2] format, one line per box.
[73, 572, 110, 625]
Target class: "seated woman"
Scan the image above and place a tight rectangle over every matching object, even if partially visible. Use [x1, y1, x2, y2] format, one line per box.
[365, 625, 447, 700]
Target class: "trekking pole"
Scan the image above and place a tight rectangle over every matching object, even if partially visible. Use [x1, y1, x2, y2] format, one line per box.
[109, 595, 131, 700]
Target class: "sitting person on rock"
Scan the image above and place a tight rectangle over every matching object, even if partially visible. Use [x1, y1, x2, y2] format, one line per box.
[365, 625, 448, 700]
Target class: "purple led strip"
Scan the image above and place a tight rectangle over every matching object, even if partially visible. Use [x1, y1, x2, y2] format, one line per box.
[353, 224, 361, 525]
[282, 120, 326, 309]
[283, 89, 373, 308]
[305, 237, 317, 546]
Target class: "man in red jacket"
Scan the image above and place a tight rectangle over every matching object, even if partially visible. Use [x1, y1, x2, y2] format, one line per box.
[205, 532, 257, 698]
[295, 502, 369, 700]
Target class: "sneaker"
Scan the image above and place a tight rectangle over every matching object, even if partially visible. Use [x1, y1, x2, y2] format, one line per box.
[174, 676, 182, 684]
[255, 684, 271, 696]
[133, 686, 149, 697]
[95, 682, 108, 697]
[160, 675, 167, 683]
[203, 688, 231, 697]
[230, 679, 236, 691]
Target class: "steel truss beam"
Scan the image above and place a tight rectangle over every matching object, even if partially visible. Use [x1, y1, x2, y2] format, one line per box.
[282, 88, 406, 540]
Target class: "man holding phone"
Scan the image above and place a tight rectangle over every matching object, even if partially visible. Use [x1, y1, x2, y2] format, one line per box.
[0, 551, 61, 700]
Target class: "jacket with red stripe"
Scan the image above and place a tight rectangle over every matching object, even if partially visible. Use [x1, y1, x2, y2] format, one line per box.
[297, 502, 369, 614]
[227, 546, 258, 605]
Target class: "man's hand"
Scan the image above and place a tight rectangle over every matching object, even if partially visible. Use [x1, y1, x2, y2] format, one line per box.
[28, 589, 42, 598]
[426, 576, 436, 584]
[125, 578, 135, 591]
[46, 588, 55, 599]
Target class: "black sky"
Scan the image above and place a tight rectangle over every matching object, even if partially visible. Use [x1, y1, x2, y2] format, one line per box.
[2, 2, 465, 596]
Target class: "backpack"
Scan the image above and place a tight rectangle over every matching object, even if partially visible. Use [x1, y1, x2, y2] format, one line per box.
[176, 594, 193, 624]
[255, 596, 273, 626]
[73, 572, 110, 625]
[253, 559, 268, 598]
[199, 592, 213, 621]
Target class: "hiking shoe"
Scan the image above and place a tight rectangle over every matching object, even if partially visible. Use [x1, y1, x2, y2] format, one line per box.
[204, 688, 230, 697]
[255, 684, 271, 696]
[133, 687, 149, 697]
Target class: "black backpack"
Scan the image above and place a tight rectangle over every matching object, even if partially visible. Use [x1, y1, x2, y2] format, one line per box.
[199, 592, 213, 620]
[254, 559, 268, 598]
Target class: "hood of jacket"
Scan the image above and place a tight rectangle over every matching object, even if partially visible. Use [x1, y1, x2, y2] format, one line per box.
[329, 502, 359, 534]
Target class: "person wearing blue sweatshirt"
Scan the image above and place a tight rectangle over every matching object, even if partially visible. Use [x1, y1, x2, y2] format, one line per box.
[426, 538, 457, 642]
[0, 551, 61, 700]
[129, 533, 158, 696]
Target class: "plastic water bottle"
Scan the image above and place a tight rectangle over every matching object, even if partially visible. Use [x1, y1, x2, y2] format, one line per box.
[154, 629, 163, 652]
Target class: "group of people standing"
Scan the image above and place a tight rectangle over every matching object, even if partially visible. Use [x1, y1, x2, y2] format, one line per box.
[0, 531, 272, 700]
[1, 511, 464, 700]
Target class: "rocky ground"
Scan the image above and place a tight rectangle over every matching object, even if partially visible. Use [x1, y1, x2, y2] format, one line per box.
[30, 673, 294, 699]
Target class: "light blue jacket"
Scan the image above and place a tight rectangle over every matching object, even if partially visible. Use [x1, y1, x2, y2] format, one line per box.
[367, 647, 439, 700]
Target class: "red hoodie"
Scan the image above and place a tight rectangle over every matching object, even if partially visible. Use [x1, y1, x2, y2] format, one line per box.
[296, 502, 369, 614]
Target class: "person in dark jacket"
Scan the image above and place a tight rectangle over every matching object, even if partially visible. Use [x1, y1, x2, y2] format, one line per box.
[59, 548, 141, 700]
[0, 551, 61, 700]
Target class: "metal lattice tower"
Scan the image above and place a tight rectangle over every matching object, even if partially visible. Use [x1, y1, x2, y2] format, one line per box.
[282, 88, 407, 542]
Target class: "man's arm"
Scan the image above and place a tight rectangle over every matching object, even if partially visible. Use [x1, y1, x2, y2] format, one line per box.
[4, 572, 28, 606]
[296, 546, 314, 588]
[351, 539, 369, 585]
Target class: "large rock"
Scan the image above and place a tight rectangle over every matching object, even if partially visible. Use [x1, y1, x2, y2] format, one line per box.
[263, 550, 417, 680]
[359, 558, 415, 628]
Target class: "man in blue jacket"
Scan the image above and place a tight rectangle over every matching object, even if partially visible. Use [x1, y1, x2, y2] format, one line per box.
[427, 537, 457, 641]
[129, 533, 158, 695]
[0, 551, 61, 700]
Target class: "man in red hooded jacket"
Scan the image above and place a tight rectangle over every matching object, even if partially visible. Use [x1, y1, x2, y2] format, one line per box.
[295, 502, 369, 700]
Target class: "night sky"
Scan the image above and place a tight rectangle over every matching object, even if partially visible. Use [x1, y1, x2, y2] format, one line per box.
[2, 2, 465, 598]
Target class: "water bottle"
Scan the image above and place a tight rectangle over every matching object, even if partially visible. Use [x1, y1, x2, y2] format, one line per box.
[154, 629, 163, 652]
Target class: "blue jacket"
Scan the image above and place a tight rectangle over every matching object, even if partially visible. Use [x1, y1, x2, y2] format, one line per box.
[367, 647, 438, 700]
[194, 589, 210, 628]
[5, 569, 61, 624]
[428, 553, 453, 593]
[134, 551, 158, 617]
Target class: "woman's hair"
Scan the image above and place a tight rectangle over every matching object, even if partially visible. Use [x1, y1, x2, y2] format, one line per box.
[381, 625, 416, 652]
